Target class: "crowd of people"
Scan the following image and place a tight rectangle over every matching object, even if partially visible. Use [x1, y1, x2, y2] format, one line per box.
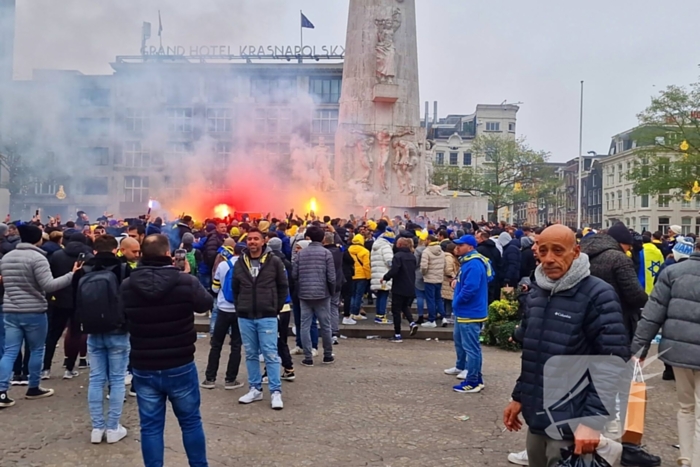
[0, 208, 697, 466]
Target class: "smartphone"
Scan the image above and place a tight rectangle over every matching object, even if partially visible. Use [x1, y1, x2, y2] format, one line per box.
[174, 249, 187, 271]
[77, 253, 86, 263]
[35, 209, 40, 217]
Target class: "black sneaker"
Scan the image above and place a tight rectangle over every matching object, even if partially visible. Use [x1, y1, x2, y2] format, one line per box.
[301, 359, 314, 367]
[281, 369, 296, 381]
[0, 391, 15, 408]
[409, 323, 419, 336]
[323, 356, 335, 365]
[78, 358, 89, 369]
[662, 364, 675, 381]
[25, 387, 55, 400]
[621, 443, 661, 467]
[10, 374, 25, 386]
[62, 358, 67, 368]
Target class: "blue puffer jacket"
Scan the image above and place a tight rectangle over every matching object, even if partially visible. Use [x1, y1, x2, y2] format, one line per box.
[512, 275, 630, 440]
[502, 238, 522, 286]
[452, 251, 489, 323]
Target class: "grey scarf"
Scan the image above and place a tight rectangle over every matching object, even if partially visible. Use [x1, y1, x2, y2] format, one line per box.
[534, 253, 590, 295]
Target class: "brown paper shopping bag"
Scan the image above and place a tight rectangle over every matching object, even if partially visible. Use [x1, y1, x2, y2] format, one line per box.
[623, 360, 646, 445]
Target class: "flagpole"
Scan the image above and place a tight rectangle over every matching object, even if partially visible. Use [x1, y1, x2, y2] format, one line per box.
[300, 10, 303, 63]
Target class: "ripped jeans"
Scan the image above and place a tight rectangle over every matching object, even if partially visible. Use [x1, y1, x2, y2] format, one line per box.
[238, 317, 281, 393]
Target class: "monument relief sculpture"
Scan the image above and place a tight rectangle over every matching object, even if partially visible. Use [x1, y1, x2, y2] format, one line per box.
[313, 137, 336, 192]
[392, 138, 418, 194]
[351, 129, 376, 188]
[423, 140, 435, 195]
[375, 8, 402, 85]
[376, 128, 413, 192]
[427, 183, 449, 197]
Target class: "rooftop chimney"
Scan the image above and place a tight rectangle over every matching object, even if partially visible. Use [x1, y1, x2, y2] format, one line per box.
[433, 101, 438, 125]
[424, 101, 429, 128]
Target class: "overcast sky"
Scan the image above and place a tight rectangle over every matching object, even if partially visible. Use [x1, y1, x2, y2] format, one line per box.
[12, 0, 700, 162]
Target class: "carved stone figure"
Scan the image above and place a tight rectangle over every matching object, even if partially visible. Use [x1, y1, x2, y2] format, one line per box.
[375, 8, 402, 85]
[376, 128, 413, 192]
[392, 138, 418, 194]
[423, 140, 435, 195]
[427, 183, 449, 197]
[313, 137, 336, 192]
[352, 130, 376, 187]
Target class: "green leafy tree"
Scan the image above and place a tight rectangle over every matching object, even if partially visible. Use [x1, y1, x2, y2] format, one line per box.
[626, 81, 700, 200]
[433, 135, 560, 222]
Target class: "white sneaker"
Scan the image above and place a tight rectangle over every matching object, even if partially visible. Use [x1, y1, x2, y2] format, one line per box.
[290, 347, 304, 355]
[507, 450, 528, 466]
[238, 388, 263, 404]
[258, 354, 264, 363]
[605, 418, 620, 434]
[90, 428, 105, 444]
[106, 425, 127, 444]
[40, 370, 50, 380]
[351, 314, 367, 321]
[456, 370, 468, 380]
[342, 317, 357, 325]
[421, 321, 437, 328]
[271, 391, 284, 410]
[444, 367, 461, 375]
[124, 372, 133, 386]
[312, 348, 318, 358]
[63, 370, 79, 379]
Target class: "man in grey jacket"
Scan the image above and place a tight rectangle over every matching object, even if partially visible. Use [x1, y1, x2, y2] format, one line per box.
[293, 225, 336, 367]
[631, 240, 700, 467]
[0, 224, 77, 408]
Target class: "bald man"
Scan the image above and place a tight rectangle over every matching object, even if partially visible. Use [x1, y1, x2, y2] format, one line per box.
[503, 224, 630, 466]
[119, 237, 141, 269]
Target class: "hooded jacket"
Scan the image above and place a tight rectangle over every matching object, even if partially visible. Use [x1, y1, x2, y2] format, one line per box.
[632, 253, 700, 370]
[233, 250, 288, 319]
[370, 236, 394, 291]
[348, 234, 371, 280]
[420, 243, 446, 284]
[580, 234, 648, 337]
[0, 235, 20, 255]
[121, 256, 213, 371]
[382, 247, 416, 297]
[1, 243, 75, 314]
[502, 235, 522, 287]
[477, 239, 502, 284]
[293, 242, 335, 300]
[41, 240, 62, 258]
[49, 240, 94, 309]
[442, 253, 460, 300]
[452, 251, 489, 322]
[324, 244, 345, 293]
[414, 245, 426, 291]
[519, 236, 536, 281]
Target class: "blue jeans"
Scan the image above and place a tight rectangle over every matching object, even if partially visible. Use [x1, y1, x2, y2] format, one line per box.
[350, 279, 368, 316]
[293, 299, 317, 349]
[239, 317, 281, 393]
[0, 309, 4, 360]
[199, 273, 211, 291]
[87, 333, 130, 430]
[424, 283, 443, 323]
[415, 289, 425, 317]
[133, 361, 207, 467]
[454, 322, 483, 383]
[0, 313, 48, 391]
[375, 290, 389, 317]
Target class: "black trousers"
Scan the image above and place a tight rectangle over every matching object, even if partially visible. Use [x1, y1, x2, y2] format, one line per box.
[278, 312, 293, 370]
[341, 281, 353, 317]
[391, 293, 414, 336]
[44, 306, 81, 371]
[204, 311, 242, 382]
[13, 342, 30, 376]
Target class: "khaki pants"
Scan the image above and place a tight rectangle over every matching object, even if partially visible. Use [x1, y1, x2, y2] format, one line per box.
[526, 430, 572, 467]
[674, 367, 700, 465]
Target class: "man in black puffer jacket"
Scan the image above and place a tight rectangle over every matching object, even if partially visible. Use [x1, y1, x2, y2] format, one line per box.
[44, 233, 94, 377]
[121, 234, 212, 467]
[476, 230, 502, 304]
[500, 232, 521, 287]
[503, 225, 629, 467]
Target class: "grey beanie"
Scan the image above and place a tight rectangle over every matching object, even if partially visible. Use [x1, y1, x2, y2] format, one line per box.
[0, 223, 7, 238]
[182, 232, 195, 245]
[268, 237, 283, 251]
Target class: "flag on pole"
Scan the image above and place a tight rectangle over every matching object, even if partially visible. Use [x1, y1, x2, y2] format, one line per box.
[301, 12, 315, 29]
[158, 10, 163, 36]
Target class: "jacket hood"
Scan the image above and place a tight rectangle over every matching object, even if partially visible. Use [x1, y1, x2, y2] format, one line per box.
[497, 232, 512, 247]
[426, 243, 443, 257]
[127, 266, 182, 301]
[579, 234, 622, 259]
[479, 239, 497, 249]
[508, 238, 521, 249]
[352, 234, 365, 246]
[86, 252, 123, 269]
[521, 236, 534, 249]
[64, 241, 90, 258]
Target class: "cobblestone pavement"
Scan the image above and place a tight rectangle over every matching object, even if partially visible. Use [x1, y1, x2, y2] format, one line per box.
[0, 338, 680, 466]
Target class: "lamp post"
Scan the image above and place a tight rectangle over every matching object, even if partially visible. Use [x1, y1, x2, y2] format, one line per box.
[577, 80, 584, 230]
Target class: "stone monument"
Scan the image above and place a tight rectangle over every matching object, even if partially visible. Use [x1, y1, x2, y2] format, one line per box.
[334, 0, 450, 213]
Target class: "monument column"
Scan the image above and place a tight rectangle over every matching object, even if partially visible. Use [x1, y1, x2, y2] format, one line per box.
[335, 0, 448, 212]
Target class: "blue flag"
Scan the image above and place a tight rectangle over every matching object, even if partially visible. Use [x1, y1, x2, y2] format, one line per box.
[301, 12, 315, 29]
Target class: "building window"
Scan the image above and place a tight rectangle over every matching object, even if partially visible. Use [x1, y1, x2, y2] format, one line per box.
[309, 78, 341, 104]
[279, 108, 293, 134]
[696, 217, 700, 236]
[83, 177, 109, 195]
[682, 197, 692, 208]
[658, 195, 671, 208]
[608, 166, 614, 186]
[166, 142, 192, 165]
[641, 194, 649, 208]
[251, 78, 297, 101]
[658, 216, 670, 234]
[436, 152, 444, 165]
[485, 122, 500, 132]
[167, 108, 192, 133]
[618, 164, 623, 183]
[508, 122, 515, 132]
[462, 152, 472, 166]
[34, 181, 58, 196]
[605, 193, 610, 211]
[122, 141, 150, 168]
[312, 109, 338, 134]
[207, 108, 233, 133]
[79, 88, 110, 107]
[639, 217, 649, 232]
[125, 108, 150, 133]
[89, 147, 109, 166]
[124, 176, 149, 203]
[625, 189, 630, 209]
[216, 142, 233, 167]
[617, 190, 622, 210]
[592, 176, 597, 187]
[682, 217, 692, 235]
[449, 152, 459, 166]
[631, 217, 636, 231]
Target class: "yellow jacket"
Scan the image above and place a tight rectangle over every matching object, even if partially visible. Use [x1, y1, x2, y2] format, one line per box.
[348, 235, 371, 280]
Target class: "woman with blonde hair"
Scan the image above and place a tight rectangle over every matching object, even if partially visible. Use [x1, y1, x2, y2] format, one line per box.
[441, 242, 460, 326]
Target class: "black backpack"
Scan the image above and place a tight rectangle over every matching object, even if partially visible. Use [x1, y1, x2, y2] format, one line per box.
[75, 264, 126, 334]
